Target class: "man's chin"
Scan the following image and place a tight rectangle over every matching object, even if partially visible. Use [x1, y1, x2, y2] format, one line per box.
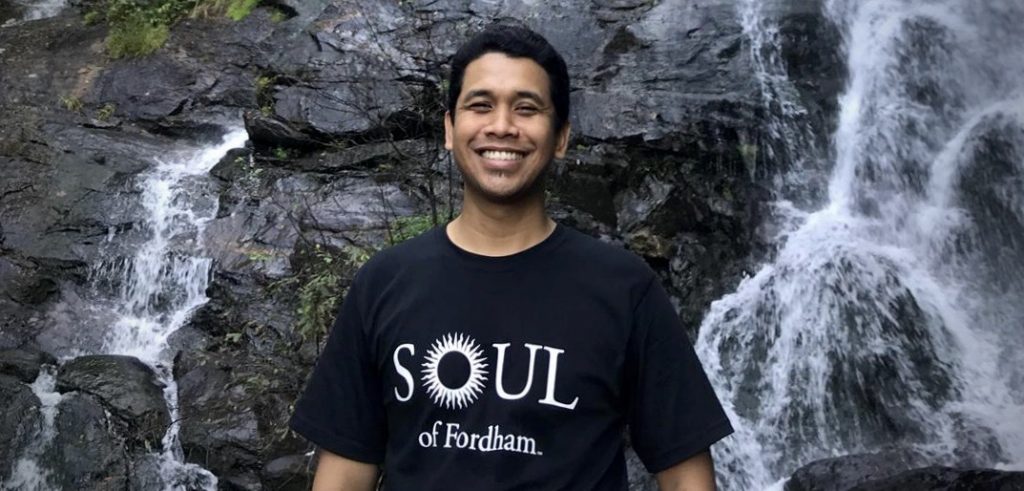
[463, 179, 546, 206]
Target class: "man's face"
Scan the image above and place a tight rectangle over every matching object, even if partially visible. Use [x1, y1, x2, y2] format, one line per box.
[445, 52, 570, 204]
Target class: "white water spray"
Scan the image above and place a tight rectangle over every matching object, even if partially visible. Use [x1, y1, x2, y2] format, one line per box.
[702, 1, 1024, 488]
[3, 369, 62, 491]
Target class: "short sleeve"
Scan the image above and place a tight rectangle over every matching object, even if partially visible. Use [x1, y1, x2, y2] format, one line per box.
[626, 276, 733, 474]
[289, 272, 387, 464]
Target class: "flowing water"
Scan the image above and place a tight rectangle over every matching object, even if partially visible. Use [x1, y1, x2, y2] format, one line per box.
[700, 1, 1024, 488]
[6, 129, 248, 490]
[13, 0, 65, 21]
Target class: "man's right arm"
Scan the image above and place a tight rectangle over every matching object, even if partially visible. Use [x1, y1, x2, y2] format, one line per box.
[312, 449, 379, 491]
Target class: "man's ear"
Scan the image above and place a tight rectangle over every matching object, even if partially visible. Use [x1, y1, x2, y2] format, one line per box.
[554, 122, 571, 159]
[444, 111, 454, 150]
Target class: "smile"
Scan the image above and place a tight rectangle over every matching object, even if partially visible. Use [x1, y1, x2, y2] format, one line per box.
[479, 150, 525, 161]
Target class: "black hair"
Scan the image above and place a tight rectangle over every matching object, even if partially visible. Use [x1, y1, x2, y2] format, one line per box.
[447, 24, 570, 131]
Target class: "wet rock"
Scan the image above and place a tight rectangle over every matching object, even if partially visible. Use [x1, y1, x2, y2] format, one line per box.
[0, 375, 41, 484]
[0, 346, 56, 383]
[244, 112, 324, 150]
[785, 449, 927, 491]
[849, 466, 1024, 491]
[127, 454, 166, 491]
[56, 354, 170, 447]
[46, 392, 129, 491]
[175, 348, 310, 486]
[0, 0, 26, 24]
[0, 117, 167, 273]
[92, 54, 198, 121]
[176, 360, 261, 479]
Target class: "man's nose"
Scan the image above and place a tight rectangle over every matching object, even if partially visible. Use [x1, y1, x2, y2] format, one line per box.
[484, 106, 519, 138]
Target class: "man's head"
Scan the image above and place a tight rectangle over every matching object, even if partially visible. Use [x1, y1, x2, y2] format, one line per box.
[444, 25, 572, 204]
[447, 25, 571, 132]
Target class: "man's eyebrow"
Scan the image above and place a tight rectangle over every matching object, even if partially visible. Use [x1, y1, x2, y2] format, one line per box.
[514, 91, 546, 105]
[462, 89, 494, 100]
[461, 89, 548, 105]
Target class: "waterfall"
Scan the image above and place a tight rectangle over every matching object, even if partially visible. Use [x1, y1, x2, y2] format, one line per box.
[701, 1, 1024, 489]
[103, 128, 249, 490]
[9, 128, 248, 490]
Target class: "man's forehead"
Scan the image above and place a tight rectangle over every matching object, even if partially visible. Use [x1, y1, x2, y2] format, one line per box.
[459, 52, 552, 100]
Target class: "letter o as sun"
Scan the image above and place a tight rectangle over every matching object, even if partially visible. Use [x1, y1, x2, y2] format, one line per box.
[421, 333, 489, 409]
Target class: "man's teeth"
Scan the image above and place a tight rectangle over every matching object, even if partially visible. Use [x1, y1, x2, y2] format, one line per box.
[480, 150, 524, 161]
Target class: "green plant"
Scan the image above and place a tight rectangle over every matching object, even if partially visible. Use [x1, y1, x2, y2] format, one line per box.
[83, 10, 102, 24]
[106, 13, 169, 59]
[60, 95, 83, 112]
[255, 74, 277, 116]
[96, 103, 116, 121]
[272, 147, 290, 160]
[269, 8, 287, 22]
[388, 214, 435, 245]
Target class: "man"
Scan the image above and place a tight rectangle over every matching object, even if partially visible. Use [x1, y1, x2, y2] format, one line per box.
[290, 24, 733, 490]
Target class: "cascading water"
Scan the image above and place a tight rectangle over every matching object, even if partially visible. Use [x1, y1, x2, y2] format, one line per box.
[8, 128, 249, 490]
[104, 128, 248, 490]
[700, 1, 1024, 489]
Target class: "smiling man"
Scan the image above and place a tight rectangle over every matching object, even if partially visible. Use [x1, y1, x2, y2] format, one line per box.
[290, 24, 734, 490]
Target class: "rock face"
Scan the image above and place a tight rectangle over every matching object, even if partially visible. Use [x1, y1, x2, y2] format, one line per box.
[0, 0, 853, 488]
[56, 355, 170, 447]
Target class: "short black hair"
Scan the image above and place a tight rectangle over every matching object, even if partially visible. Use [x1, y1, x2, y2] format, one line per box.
[447, 24, 570, 131]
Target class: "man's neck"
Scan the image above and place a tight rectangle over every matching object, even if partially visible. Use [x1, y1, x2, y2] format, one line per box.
[446, 191, 555, 257]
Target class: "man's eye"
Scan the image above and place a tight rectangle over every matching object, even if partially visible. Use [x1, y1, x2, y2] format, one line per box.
[516, 106, 539, 115]
[468, 102, 491, 111]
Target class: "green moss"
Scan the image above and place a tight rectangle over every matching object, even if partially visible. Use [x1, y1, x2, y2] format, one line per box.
[226, 0, 258, 21]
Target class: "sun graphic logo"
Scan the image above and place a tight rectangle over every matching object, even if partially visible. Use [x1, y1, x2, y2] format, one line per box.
[421, 333, 489, 409]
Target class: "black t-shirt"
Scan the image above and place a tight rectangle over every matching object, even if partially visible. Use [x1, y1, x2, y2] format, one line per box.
[290, 224, 733, 490]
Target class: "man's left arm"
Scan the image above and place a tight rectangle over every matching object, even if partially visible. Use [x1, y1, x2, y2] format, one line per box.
[626, 276, 733, 489]
[655, 450, 716, 491]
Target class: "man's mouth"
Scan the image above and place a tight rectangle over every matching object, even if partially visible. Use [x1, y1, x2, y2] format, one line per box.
[479, 150, 526, 161]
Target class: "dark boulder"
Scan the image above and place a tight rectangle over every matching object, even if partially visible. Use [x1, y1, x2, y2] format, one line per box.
[0, 375, 42, 484]
[45, 392, 130, 491]
[786, 449, 927, 491]
[850, 466, 1024, 491]
[0, 346, 56, 383]
[56, 354, 170, 447]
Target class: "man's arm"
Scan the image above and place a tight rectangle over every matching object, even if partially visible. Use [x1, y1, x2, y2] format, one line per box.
[311, 449, 380, 491]
[654, 450, 716, 491]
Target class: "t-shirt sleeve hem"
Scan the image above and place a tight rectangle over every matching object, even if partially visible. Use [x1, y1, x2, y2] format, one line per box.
[289, 413, 384, 465]
[641, 418, 735, 474]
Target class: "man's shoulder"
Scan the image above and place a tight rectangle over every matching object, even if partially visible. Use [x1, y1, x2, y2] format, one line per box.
[557, 226, 656, 286]
[354, 226, 444, 282]
[560, 226, 653, 271]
